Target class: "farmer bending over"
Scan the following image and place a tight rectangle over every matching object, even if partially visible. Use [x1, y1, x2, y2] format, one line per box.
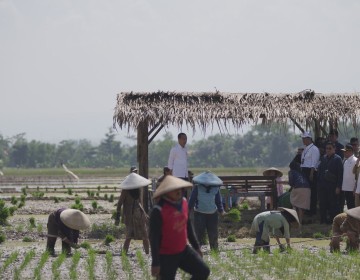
[46, 208, 90, 255]
[251, 207, 300, 253]
[330, 206, 360, 252]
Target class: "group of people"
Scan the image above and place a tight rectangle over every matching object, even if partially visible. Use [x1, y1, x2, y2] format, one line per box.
[44, 131, 360, 279]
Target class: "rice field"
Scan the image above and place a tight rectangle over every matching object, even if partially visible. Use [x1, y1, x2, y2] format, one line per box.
[0, 242, 358, 279]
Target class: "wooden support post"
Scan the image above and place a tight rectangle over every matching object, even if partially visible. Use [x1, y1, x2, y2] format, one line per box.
[137, 121, 149, 212]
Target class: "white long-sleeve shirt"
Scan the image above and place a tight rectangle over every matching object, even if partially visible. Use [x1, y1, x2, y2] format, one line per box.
[300, 143, 320, 168]
[167, 143, 188, 178]
[342, 155, 357, 192]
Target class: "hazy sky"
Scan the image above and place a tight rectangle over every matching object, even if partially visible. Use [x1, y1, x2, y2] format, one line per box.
[1, 0, 359, 144]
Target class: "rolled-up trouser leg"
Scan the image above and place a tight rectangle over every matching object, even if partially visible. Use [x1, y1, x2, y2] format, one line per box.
[62, 240, 71, 255]
[330, 237, 340, 253]
[347, 234, 359, 252]
[263, 241, 270, 253]
[46, 237, 57, 255]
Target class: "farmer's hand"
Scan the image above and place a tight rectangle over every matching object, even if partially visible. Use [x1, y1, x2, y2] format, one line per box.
[151, 266, 160, 277]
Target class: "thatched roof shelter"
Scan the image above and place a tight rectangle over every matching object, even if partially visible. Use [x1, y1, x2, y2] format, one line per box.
[113, 90, 360, 211]
[113, 90, 360, 133]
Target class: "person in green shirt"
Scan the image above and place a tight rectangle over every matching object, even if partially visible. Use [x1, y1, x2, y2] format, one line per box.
[251, 207, 300, 253]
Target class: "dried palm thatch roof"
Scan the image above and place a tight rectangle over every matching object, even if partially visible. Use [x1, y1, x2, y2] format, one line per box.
[113, 90, 360, 132]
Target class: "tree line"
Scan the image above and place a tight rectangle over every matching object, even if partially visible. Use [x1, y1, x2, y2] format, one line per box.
[0, 125, 317, 169]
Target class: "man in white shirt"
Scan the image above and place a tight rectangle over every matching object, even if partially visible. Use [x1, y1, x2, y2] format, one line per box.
[168, 133, 189, 181]
[300, 131, 320, 216]
[340, 144, 357, 211]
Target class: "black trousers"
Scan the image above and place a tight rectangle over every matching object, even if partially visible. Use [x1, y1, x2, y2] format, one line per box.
[339, 190, 355, 212]
[301, 168, 318, 214]
[159, 245, 210, 280]
[318, 186, 340, 223]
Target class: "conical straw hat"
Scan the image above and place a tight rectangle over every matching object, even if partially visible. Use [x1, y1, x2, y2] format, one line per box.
[193, 171, 223, 186]
[263, 167, 283, 177]
[60, 209, 91, 230]
[278, 207, 300, 225]
[153, 175, 193, 199]
[120, 173, 151, 190]
[346, 206, 360, 220]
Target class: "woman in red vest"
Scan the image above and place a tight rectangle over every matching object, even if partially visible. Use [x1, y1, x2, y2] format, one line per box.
[149, 175, 210, 280]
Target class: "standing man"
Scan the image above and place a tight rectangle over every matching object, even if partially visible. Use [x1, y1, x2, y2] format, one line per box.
[328, 129, 344, 159]
[340, 144, 357, 211]
[168, 133, 189, 181]
[300, 131, 320, 216]
[317, 142, 343, 224]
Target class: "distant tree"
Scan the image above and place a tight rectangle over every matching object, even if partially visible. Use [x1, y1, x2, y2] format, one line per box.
[149, 132, 176, 168]
[96, 128, 123, 167]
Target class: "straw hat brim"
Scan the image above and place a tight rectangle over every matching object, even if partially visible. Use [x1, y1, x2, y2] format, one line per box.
[345, 206, 360, 220]
[278, 207, 300, 225]
[263, 167, 283, 177]
[120, 173, 151, 190]
[60, 209, 91, 230]
[193, 171, 223, 186]
[153, 175, 193, 199]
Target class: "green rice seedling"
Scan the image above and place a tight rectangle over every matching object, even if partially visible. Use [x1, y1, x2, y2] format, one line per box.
[69, 251, 81, 280]
[29, 216, 36, 228]
[104, 234, 115, 245]
[54, 188, 57, 192]
[51, 252, 66, 280]
[0, 199, 10, 225]
[136, 250, 149, 279]
[105, 251, 117, 280]
[226, 234, 236, 242]
[0, 251, 18, 273]
[71, 203, 84, 212]
[114, 186, 117, 191]
[104, 194, 108, 200]
[91, 201, 98, 210]
[87, 190, 91, 197]
[37, 186, 40, 191]
[54, 197, 59, 203]
[90, 191, 95, 197]
[97, 185, 101, 191]
[87, 249, 96, 280]
[0, 233, 5, 243]
[20, 194, 26, 203]
[37, 223, 43, 233]
[8, 206, 17, 215]
[33, 251, 50, 280]
[105, 185, 108, 189]
[21, 188, 27, 196]
[67, 188, 73, 195]
[32, 191, 44, 198]
[80, 241, 92, 250]
[108, 194, 114, 202]
[17, 201, 25, 208]
[13, 249, 35, 280]
[45, 187, 48, 192]
[240, 201, 249, 210]
[75, 197, 81, 204]
[96, 192, 100, 197]
[226, 208, 241, 222]
[23, 236, 34, 242]
[11, 195, 18, 205]
[121, 251, 133, 280]
[313, 232, 325, 239]
[15, 224, 24, 232]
